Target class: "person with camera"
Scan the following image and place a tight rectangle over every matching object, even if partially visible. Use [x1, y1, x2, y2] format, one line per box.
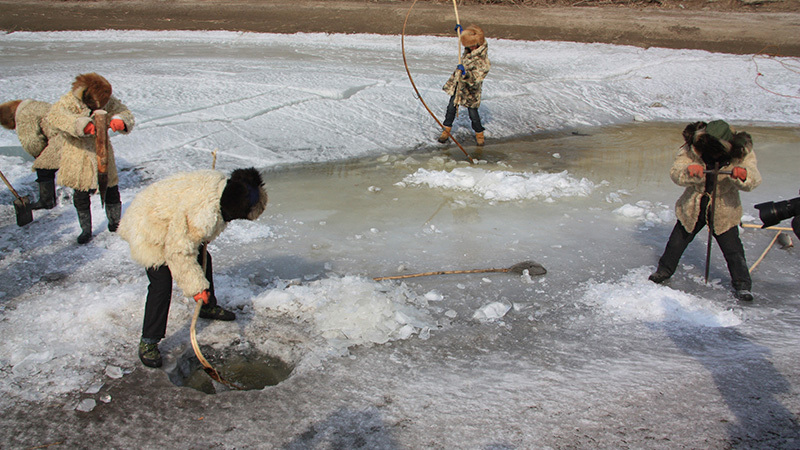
[649, 120, 761, 301]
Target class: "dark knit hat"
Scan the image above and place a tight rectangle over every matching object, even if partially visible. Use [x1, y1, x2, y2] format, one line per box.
[220, 167, 268, 222]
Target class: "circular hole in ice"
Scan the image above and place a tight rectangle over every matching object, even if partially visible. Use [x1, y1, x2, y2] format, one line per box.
[167, 345, 293, 394]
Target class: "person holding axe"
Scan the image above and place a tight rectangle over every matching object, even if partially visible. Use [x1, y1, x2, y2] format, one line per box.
[437, 24, 491, 147]
[46, 73, 135, 244]
[118, 168, 268, 368]
[649, 120, 761, 301]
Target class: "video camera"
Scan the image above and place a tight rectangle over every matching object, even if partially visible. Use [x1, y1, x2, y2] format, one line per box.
[755, 195, 800, 240]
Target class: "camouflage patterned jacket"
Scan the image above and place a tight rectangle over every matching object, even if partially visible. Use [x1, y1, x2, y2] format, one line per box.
[442, 42, 490, 109]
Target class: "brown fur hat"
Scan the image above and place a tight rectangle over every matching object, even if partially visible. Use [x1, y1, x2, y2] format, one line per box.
[460, 25, 486, 48]
[72, 73, 112, 111]
[0, 100, 22, 130]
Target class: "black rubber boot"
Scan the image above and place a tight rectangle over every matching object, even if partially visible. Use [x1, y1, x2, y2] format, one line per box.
[106, 202, 121, 232]
[76, 208, 92, 244]
[199, 305, 236, 321]
[648, 267, 672, 284]
[30, 180, 56, 210]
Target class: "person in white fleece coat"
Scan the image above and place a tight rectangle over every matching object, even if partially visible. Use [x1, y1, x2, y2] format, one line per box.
[0, 98, 59, 209]
[46, 73, 135, 244]
[118, 168, 268, 368]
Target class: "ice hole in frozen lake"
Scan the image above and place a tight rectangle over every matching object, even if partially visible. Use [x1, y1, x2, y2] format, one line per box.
[168, 345, 294, 394]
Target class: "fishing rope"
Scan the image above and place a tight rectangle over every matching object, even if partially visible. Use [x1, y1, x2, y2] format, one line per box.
[751, 46, 800, 99]
[401, 0, 474, 164]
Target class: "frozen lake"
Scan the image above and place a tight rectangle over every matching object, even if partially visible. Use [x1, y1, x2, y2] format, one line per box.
[0, 30, 799, 448]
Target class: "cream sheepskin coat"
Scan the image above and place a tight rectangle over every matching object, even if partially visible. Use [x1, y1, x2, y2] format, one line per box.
[671, 142, 761, 235]
[14, 100, 56, 166]
[442, 43, 490, 108]
[46, 90, 134, 191]
[118, 171, 230, 298]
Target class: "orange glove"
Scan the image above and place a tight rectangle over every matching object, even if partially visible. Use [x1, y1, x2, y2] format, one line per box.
[687, 164, 704, 178]
[83, 122, 96, 135]
[193, 289, 210, 305]
[109, 118, 126, 132]
[731, 167, 747, 181]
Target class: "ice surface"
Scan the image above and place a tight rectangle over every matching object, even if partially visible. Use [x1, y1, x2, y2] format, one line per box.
[0, 31, 798, 440]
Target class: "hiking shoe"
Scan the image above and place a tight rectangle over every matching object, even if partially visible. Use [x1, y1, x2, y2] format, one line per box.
[138, 341, 162, 368]
[199, 305, 236, 321]
[735, 290, 754, 302]
[648, 269, 671, 284]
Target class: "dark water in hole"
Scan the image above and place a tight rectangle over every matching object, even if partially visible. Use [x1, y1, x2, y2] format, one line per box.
[168, 345, 294, 394]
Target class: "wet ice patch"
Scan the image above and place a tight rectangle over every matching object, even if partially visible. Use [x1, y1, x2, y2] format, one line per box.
[252, 276, 434, 354]
[400, 167, 595, 202]
[582, 267, 741, 327]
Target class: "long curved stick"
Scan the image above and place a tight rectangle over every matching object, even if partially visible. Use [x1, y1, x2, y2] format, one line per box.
[452, 0, 462, 65]
[373, 260, 546, 281]
[402, 0, 474, 164]
[188, 149, 242, 390]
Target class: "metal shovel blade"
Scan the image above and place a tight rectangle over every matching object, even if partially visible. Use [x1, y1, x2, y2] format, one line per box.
[13, 195, 33, 227]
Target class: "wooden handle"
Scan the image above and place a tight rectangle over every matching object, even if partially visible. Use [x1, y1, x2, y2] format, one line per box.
[93, 110, 109, 174]
[0, 169, 23, 201]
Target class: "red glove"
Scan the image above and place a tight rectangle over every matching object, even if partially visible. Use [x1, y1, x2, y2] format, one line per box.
[687, 164, 704, 178]
[193, 289, 210, 304]
[83, 122, 96, 135]
[109, 118, 126, 132]
[731, 167, 747, 181]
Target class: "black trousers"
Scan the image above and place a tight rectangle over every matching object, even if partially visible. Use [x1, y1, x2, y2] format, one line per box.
[657, 197, 751, 290]
[35, 168, 57, 183]
[73, 185, 121, 210]
[442, 95, 484, 133]
[141, 248, 218, 341]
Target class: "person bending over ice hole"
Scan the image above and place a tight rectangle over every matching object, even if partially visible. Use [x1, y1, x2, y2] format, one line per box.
[649, 120, 761, 302]
[437, 24, 490, 146]
[47, 73, 135, 244]
[0, 98, 60, 210]
[118, 168, 268, 368]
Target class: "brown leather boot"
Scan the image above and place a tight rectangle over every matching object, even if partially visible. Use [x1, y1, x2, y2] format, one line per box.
[475, 131, 485, 146]
[437, 126, 452, 143]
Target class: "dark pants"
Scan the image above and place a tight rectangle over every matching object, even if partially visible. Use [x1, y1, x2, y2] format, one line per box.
[141, 248, 218, 341]
[35, 168, 57, 183]
[442, 96, 484, 133]
[657, 197, 751, 290]
[73, 185, 121, 209]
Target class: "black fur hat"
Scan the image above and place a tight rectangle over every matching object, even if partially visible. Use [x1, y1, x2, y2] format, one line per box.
[220, 167, 268, 222]
[684, 120, 750, 165]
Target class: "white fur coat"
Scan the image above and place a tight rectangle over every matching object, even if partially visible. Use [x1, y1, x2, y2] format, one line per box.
[46, 90, 134, 191]
[118, 171, 229, 298]
[14, 99, 56, 165]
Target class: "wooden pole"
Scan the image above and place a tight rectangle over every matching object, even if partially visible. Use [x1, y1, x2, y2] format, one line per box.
[401, 0, 474, 164]
[93, 110, 109, 206]
[704, 162, 720, 284]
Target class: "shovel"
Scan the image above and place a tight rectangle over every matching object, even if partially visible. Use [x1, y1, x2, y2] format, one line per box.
[0, 168, 33, 226]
